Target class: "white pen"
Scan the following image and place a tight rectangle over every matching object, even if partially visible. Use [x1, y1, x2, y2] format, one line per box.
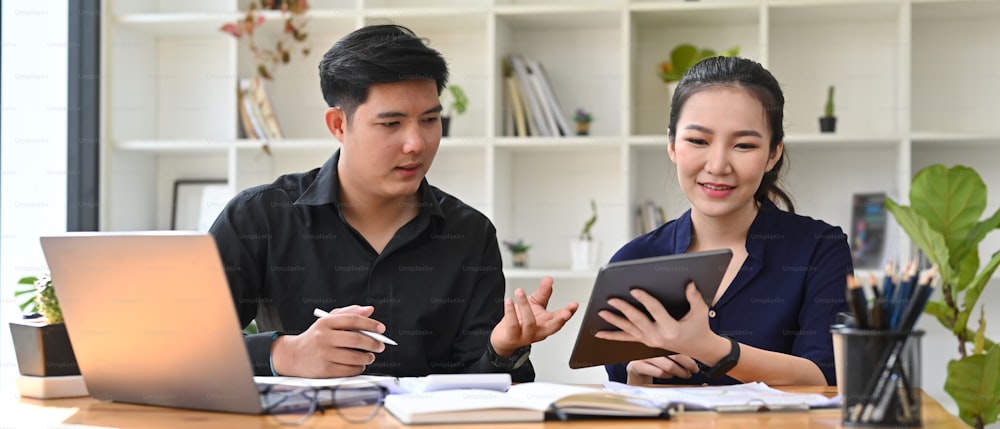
[312, 308, 398, 346]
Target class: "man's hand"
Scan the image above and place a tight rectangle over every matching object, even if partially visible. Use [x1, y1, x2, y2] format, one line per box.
[489, 276, 579, 356]
[271, 305, 387, 378]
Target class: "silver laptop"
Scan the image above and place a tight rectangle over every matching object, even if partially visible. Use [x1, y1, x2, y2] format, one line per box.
[40, 232, 288, 414]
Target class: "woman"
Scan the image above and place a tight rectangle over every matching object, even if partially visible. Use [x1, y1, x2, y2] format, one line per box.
[600, 57, 851, 386]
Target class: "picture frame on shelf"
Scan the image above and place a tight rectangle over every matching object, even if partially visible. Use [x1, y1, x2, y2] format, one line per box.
[171, 180, 231, 232]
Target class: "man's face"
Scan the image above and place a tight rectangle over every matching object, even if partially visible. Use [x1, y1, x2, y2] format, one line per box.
[327, 79, 442, 202]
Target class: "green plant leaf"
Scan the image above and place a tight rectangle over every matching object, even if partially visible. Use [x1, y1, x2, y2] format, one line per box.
[448, 85, 468, 115]
[15, 276, 39, 315]
[945, 347, 1000, 427]
[670, 44, 698, 75]
[722, 46, 741, 57]
[954, 206, 1000, 266]
[974, 307, 986, 355]
[909, 165, 986, 269]
[925, 300, 955, 329]
[956, 250, 1000, 335]
[956, 248, 979, 292]
[886, 198, 956, 284]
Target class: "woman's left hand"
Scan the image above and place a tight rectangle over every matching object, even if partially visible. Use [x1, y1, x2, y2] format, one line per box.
[594, 282, 714, 356]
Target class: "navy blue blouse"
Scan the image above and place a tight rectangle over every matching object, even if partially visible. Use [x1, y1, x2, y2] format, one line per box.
[605, 200, 851, 386]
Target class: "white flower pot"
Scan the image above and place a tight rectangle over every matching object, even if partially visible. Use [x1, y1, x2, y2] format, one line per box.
[570, 239, 600, 271]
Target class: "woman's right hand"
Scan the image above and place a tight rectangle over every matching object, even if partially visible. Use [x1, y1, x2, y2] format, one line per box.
[625, 354, 701, 385]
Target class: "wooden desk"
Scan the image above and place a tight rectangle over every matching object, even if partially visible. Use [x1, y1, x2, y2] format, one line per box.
[8, 387, 966, 428]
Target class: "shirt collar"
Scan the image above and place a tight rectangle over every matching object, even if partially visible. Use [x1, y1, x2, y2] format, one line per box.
[295, 150, 445, 220]
[673, 198, 781, 259]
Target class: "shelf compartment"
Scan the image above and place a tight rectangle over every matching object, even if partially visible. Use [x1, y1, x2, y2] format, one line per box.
[492, 147, 626, 270]
[912, 0, 1000, 135]
[359, 13, 491, 138]
[630, 6, 760, 136]
[495, 10, 624, 138]
[784, 145, 902, 242]
[768, 1, 903, 137]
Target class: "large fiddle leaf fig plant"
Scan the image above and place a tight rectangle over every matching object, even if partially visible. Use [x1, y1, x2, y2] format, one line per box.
[886, 164, 1000, 428]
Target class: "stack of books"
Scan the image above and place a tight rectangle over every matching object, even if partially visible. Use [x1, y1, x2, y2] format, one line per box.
[501, 54, 572, 137]
[238, 77, 283, 141]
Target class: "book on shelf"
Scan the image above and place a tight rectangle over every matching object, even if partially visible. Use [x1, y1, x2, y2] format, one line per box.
[237, 79, 265, 140]
[527, 58, 572, 136]
[508, 54, 546, 136]
[507, 53, 572, 137]
[383, 382, 667, 424]
[237, 77, 283, 141]
[849, 192, 888, 270]
[505, 76, 528, 137]
[250, 77, 283, 140]
[635, 200, 667, 236]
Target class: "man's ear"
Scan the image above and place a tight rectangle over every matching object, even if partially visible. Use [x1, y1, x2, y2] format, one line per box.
[325, 107, 347, 143]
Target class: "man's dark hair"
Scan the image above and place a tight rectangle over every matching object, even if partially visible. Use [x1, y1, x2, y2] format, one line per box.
[319, 24, 449, 122]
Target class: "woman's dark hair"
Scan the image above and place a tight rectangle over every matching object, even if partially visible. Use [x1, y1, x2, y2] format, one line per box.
[667, 56, 794, 213]
[318, 24, 449, 122]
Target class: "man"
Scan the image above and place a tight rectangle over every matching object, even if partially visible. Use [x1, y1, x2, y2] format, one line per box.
[210, 24, 577, 382]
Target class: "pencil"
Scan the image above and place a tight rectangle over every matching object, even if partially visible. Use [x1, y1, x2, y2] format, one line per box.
[859, 266, 937, 423]
[868, 272, 886, 330]
[846, 275, 869, 329]
[890, 261, 918, 329]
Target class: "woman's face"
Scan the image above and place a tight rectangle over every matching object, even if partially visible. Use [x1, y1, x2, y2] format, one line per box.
[668, 87, 782, 223]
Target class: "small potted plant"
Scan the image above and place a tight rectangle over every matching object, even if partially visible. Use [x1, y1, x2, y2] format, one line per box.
[570, 200, 600, 270]
[658, 44, 740, 89]
[10, 274, 86, 398]
[573, 108, 593, 136]
[441, 84, 468, 137]
[820, 85, 837, 133]
[503, 239, 532, 268]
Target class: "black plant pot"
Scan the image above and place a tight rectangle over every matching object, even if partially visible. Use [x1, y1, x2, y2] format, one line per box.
[9, 320, 80, 377]
[441, 116, 452, 137]
[819, 116, 837, 133]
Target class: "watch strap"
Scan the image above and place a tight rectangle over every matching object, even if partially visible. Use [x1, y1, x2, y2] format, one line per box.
[705, 336, 740, 379]
[487, 342, 531, 370]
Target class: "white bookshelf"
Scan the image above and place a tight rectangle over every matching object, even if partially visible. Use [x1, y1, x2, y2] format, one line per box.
[103, 0, 1000, 389]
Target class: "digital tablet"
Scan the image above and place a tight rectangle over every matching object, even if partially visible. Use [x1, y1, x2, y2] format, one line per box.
[567, 249, 733, 369]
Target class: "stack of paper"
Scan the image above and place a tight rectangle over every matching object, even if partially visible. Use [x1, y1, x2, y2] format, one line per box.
[604, 381, 841, 412]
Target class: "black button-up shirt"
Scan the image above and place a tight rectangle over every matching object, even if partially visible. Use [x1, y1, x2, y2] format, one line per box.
[210, 151, 533, 381]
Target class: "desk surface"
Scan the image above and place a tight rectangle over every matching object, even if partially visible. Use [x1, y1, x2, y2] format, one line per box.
[9, 386, 966, 428]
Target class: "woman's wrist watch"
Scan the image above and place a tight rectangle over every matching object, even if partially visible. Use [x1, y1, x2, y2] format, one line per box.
[705, 336, 740, 379]
[487, 342, 531, 370]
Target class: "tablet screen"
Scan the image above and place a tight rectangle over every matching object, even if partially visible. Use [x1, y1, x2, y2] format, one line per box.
[567, 249, 733, 369]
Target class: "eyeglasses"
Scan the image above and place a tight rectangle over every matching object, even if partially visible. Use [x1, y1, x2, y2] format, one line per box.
[261, 381, 388, 425]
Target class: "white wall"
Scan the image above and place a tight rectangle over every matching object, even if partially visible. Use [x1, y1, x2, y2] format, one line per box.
[0, 0, 69, 399]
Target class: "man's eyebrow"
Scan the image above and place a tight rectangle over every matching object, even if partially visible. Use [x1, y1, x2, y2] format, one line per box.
[684, 124, 762, 138]
[375, 105, 443, 119]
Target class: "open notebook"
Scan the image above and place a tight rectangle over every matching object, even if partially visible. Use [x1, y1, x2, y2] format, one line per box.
[384, 382, 668, 424]
[383, 381, 841, 424]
